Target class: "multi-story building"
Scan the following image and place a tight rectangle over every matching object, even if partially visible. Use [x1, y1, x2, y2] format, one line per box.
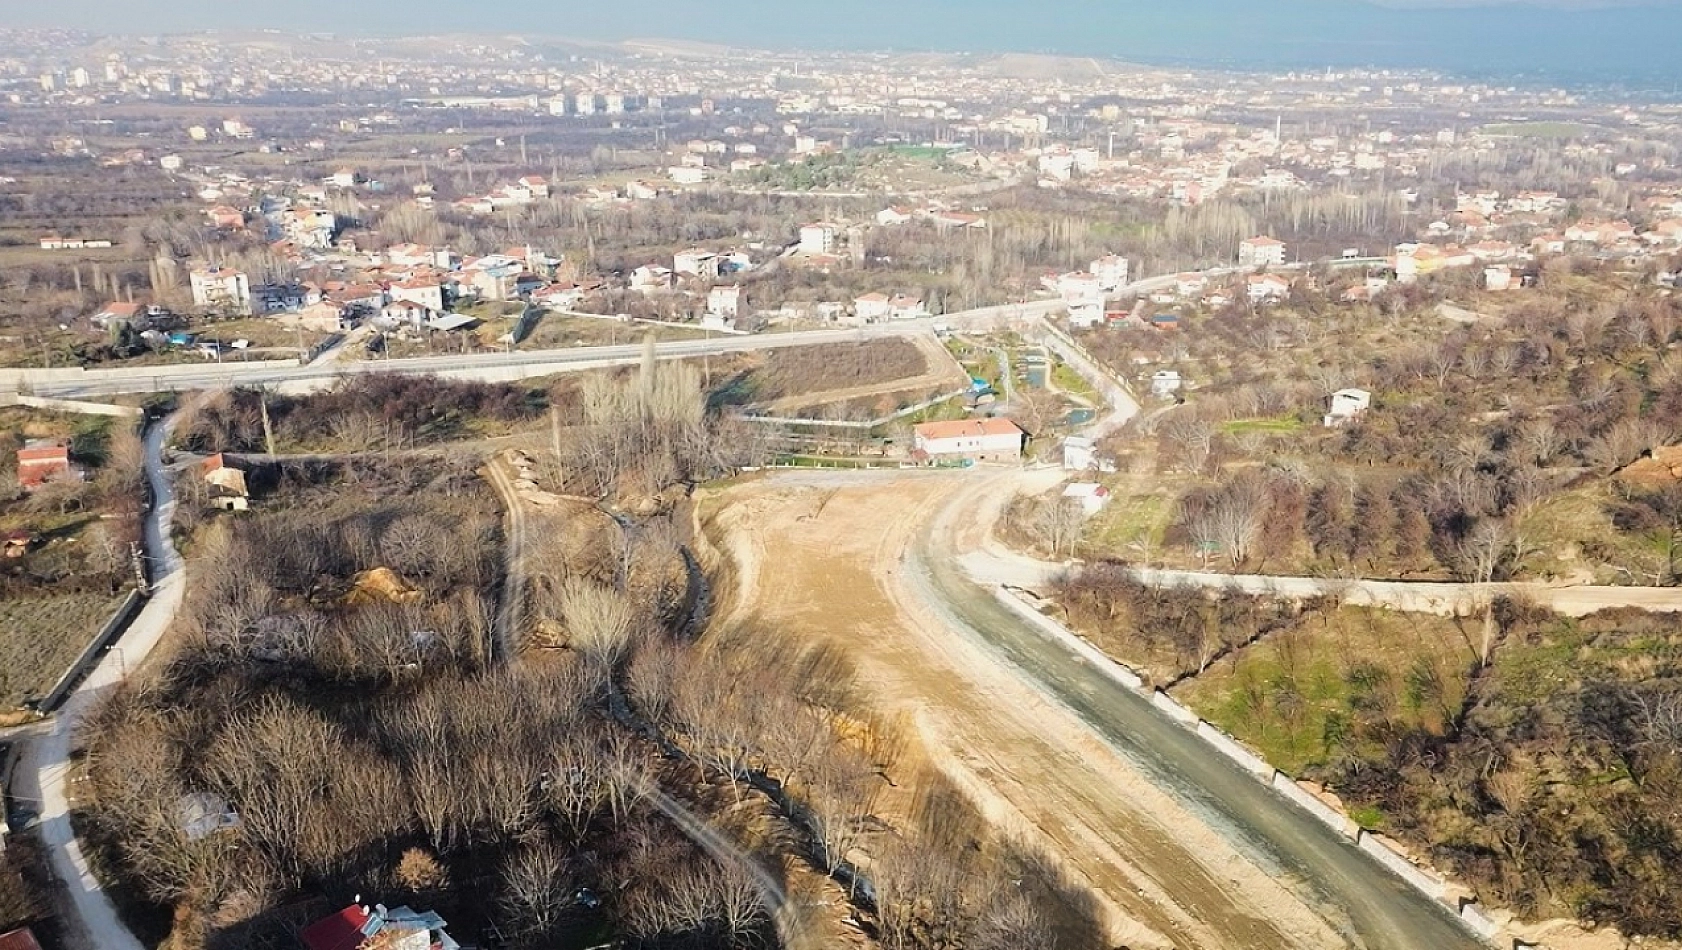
[189, 266, 251, 314]
[1238, 236, 1288, 268]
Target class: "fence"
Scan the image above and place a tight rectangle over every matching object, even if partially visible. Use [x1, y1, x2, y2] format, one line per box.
[739, 387, 970, 430]
[37, 588, 145, 712]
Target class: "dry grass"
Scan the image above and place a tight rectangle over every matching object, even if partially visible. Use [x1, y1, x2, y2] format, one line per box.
[0, 591, 129, 708]
[1174, 607, 1478, 778]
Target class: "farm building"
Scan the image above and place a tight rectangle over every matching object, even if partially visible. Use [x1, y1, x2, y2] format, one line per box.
[911, 418, 1025, 462]
[16, 438, 82, 491]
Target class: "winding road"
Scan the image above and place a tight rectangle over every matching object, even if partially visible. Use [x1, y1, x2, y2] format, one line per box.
[11, 415, 184, 950]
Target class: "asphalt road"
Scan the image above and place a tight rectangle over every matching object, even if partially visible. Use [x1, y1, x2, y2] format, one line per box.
[909, 479, 1486, 950]
[18, 264, 1240, 400]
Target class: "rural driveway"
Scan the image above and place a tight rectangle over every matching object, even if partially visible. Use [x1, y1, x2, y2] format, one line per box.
[11, 415, 184, 950]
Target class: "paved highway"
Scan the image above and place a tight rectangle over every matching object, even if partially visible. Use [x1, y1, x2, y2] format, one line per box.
[20, 265, 1240, 399]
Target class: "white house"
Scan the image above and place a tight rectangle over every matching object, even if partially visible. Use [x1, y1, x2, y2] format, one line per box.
[912, 418, 1025, 462]
[630, 265, 672, 294]
[189, 267, 252, 314]
[389, 278, 445, 313]
[1063, 436, 1097, 471]
[854, 292, 891, 322]
[887, 294, 928, 320]
[1089, 255, 1131, 292]
[876, 206, 914, 227]
[1062, 482, 1112, 516]
[1247, 274, 1291, 302]
[799, 222, 838, 255]
[1324, 388, 1372, 427]
[673, 249, 720, 280]
[708, 284, 742, 319]
[1484, 265, 1514, 292]
[1150, 370, 1183, 399]
[1239, 236, 1288, 268]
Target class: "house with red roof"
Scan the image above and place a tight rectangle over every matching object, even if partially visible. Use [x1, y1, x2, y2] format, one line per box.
[17, 438, 81, 491]
[911, 417, 1025, 462]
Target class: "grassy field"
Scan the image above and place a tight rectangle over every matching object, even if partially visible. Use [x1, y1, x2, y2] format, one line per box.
[1083, 490, 1173, 555]
[519, 313, 709, 350]
[1174, 608, 1477, 779]
[0, 591, 129, 709]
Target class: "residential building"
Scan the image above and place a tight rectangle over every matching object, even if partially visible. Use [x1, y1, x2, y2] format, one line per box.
[1063, 435, 1097, 471]
[92, 301, 143, 329]
[887, 294, 928, 320]
[300, 902, 459, 950]
[854, 292, 891, 322]
[912, 418, 1025, 462]
[1088, 255, 1131, 291]
[1246, 274, 1291, 301]
[200, 454, 249, 511]
[0, 928, 44, 950]
[799, 222, 838, 255]
[629, 265, 671, 293]
[1062, 482, 1112, 516]
[18, 439, 81, 491]
[389, 278, 445, 313]
[876, 206, 914, 227]
[189, 266, 252, 314]
[1324, 388, 1372, 427]
[673, 249, 721, 280]
[708, 284, 742, 319]
[1238, 236, 1287, 268]
[1150, 370, 1183, 398]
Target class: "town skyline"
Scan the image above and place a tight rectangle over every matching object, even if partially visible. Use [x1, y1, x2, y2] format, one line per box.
[12, 1, 1682, 83]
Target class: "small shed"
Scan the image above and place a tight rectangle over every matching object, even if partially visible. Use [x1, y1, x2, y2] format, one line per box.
[1324, 388, 1372, 427]
[201, 453, 250, 511]
[17, 438, 80, 491]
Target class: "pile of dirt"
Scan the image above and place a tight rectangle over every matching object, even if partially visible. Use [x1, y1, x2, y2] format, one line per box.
[343, 567, 421, 606]
[1617, 445, 1682, 490]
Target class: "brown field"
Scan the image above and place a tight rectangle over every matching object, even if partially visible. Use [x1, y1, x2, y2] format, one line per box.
[697, 469, 1348, 950]
[0, 591, 129, 709]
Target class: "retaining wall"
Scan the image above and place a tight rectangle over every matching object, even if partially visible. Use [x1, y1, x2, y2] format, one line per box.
[1195, 721, 1276, 779]
[7, 394, 142, 417]
[992, 588, 1146, 693]
[1150, 689, 1200, 727]
[996, 584, 1505, 946]
[1270, 771, 1358, 838]
[38, 588, 145, 711]
[1357, 831, 1450, 902]
[1460, 903, 1500, 939]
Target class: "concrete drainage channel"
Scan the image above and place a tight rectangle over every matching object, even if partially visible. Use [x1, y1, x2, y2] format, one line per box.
[993, 586, 1514, 948]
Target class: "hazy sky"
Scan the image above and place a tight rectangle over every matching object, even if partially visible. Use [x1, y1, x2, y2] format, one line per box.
[15, 0, 1682, 81]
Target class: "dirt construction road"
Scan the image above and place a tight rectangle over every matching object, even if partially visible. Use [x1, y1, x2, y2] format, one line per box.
[704, 467, 1441, 950]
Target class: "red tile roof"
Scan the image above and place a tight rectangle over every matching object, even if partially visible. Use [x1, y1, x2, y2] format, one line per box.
[913, 418, 1023, 441]
[301, 905, 373, 950]
[0, 929, 43, 950]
